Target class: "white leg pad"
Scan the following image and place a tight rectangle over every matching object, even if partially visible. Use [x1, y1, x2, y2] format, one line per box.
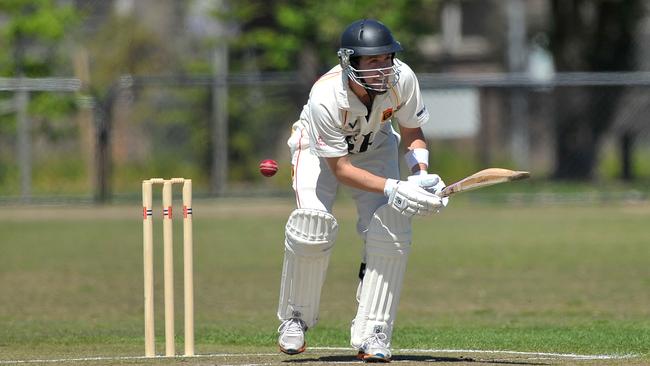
[278, 208, 338, 328]
[351, 204, 412, 348]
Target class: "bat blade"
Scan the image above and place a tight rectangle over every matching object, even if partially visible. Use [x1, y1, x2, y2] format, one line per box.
[439, 168, 530, 197]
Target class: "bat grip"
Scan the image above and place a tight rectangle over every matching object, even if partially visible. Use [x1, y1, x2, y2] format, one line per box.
[437, 186, 451, 198]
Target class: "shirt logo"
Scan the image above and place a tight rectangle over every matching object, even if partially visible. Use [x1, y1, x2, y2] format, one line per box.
[381, 108, 394, 122]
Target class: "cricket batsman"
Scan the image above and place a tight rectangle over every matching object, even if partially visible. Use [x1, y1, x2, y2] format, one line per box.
[277, 18, 448, 362]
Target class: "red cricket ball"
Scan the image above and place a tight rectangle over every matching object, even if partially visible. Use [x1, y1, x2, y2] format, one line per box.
[259, 159, 278, 177]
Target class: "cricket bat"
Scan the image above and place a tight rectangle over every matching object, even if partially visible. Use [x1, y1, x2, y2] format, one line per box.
[438, 168, 530, 198]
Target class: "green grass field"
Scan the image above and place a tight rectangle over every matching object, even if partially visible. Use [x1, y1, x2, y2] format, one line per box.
[0, 197, 648, 365]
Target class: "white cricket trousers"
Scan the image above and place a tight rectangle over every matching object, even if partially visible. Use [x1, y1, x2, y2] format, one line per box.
[287, 120, 401, 242]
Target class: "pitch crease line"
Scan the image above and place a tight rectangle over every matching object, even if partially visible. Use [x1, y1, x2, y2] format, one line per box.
[0, 348, 636, 364]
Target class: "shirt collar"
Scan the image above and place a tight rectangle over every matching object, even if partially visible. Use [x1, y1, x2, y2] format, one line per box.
[335, 68, 368, 115]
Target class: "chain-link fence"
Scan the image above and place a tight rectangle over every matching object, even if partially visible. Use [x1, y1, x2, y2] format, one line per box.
[1, 72, 649, 203]
[418, 72, 650, 182]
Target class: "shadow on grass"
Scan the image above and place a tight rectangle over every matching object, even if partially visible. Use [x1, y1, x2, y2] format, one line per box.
[282, 354, 550, 365]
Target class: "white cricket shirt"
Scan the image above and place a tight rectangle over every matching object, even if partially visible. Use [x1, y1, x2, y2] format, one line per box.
[299, 59, 429, 158]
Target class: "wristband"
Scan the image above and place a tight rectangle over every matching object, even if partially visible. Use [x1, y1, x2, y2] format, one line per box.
[404, 148, 429, 170]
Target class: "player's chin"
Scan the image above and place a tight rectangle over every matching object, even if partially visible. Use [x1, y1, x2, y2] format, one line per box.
[367, 83, 388, 94]
[372, 80, 391, 93]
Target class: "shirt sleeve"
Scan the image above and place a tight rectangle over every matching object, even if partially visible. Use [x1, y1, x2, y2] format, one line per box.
[393, 62, 429, 128]
[307, 101, 349, 158]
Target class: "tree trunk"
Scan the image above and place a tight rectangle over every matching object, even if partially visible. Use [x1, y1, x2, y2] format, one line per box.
[550, 0, 640, 180]
[553, 89, 595, 179]
[620, 131, 634, 181]
[94, 91, 115, 203]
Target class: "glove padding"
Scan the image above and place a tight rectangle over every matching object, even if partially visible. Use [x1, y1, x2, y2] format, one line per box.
[384, 179, 443, 217]
[407, 172, 449, 209]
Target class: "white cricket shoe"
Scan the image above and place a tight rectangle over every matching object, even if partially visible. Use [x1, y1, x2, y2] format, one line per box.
[278, 318, 307, 355]
[357, 332, 391, 362]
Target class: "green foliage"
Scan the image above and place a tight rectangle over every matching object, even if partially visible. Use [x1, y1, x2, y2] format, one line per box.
[0, 0, 81, 125]
[0, 1, 82, 198]
[225, 84, 298, 181]
[222, 0, 440, 72]
[6, 3, 75, 40]
[599, 143, 650, 181]
[87, 15, 178, 93]
[0, 0, 79, 76]
[84, 9, 227, 193]
[0, 156, 88, 196]
[31, 158, 87, 194]
[211, 1, 441, 186]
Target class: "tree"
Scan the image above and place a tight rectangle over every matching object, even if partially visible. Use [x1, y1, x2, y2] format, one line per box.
[0, 0, 79, 198]
[550, 0, 641, 180]
[0, 0, 78, 77]
[216, 0, 440, 180]
[84, 12, 183, 202]
[222, 1, 439, 73]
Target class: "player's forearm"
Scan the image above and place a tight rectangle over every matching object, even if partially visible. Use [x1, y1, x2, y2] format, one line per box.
[326, 156, 386, 194]
[336, 166, 387, 193]
[400, 126, 428, 173]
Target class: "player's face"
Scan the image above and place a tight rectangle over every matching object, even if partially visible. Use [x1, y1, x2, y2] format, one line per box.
[355, 54, 395, 92]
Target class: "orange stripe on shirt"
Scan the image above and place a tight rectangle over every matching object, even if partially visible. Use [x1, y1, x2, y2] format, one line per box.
[293, 128, 304, 208]
[390, 87, 401, 107]
[314, 71, 341, 85]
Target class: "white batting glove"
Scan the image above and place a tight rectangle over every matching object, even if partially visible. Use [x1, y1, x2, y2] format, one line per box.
[384, 179, 443, 217]
[407, 172, 449, 210]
